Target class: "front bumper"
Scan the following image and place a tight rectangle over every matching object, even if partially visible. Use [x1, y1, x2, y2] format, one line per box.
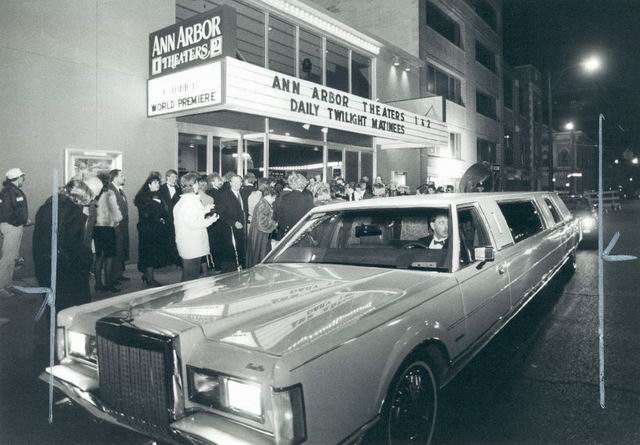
[40, 364, 273, 445]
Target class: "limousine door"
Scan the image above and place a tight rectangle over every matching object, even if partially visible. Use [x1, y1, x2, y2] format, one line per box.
[496, 199, 550, 308]
[454, 205, 511, 351]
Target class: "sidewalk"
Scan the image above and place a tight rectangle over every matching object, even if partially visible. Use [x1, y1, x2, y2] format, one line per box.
[1, 262, 184, 301]
[90, 263, 183, 300]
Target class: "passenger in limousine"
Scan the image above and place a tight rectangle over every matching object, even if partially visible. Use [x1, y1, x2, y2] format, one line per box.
[419, 212, 450, 249]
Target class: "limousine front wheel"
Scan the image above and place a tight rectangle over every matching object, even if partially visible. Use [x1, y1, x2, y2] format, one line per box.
[384, 357, 438, 445]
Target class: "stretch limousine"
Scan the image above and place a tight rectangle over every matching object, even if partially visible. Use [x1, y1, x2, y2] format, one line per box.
[42, 192, 580, 445]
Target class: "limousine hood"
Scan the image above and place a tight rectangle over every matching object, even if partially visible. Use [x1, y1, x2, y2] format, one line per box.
[80, 264, 448, 356]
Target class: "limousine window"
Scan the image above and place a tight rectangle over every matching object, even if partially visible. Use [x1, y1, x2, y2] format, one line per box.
[458, 206, 491, 266]
[266, 207, 453, 271]
[497, 200, 544, 243]
[544, 197, 562, 224]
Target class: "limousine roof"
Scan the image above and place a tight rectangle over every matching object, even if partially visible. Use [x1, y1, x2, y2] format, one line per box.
[312, 192, 559, 213]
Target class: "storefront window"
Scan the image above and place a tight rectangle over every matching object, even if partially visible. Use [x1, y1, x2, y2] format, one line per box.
[326, 40, 349, 93]
[351, 51, 371, 98]
[178, 133, 207, 176]
[245, 140, 264, 178]
[269, 141, 324, 178]
[299, 29, 322, 84]
[328, 148, 343, 179]
[268, 15, 295, 76]
[221, 139, 238, 175]
[361, 152, 373, 180]
[345, 151, 359, 183]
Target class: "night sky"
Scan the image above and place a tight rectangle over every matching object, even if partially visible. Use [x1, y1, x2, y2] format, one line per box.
[503, 0, 640, 156]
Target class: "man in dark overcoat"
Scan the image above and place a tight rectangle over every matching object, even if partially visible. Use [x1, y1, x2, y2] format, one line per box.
[159, 169, 181, 266]
[215, 175, 246, 273]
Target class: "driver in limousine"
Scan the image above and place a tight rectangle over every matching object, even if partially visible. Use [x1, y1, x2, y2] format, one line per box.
[419, 212, 450, 249]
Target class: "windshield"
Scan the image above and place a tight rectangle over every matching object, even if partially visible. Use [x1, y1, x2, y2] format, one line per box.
[265, 207, 452, 272]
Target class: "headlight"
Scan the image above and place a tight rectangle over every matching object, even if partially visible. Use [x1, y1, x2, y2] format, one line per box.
[227, 378, 262, 417]
[580, 216, 596, 231]
[272, 385, 307, 445]
[67, 331, 97, 363]
[188, 366, 263, 421]
[56, 327, 66, 361]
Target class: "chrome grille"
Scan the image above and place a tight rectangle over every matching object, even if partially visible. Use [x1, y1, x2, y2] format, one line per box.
[96, 318, 176, 440]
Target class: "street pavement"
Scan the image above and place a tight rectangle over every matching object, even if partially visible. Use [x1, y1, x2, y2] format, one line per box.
[434, 200, 640, 444]
[1, 201, 639, 444]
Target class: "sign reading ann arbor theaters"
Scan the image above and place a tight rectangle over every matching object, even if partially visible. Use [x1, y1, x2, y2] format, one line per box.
[148, 5, 236, 78]
[224, 58, 449, 146]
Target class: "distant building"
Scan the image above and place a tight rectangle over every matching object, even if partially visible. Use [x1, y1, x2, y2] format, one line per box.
[502, 63, 550, 191]
[547, 130, 597, 195]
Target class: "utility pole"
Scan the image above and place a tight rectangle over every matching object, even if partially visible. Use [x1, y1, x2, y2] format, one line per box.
[547, 70, 554, 191]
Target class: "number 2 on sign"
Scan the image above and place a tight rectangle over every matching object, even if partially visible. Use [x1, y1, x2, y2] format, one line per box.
[414, 117, 431, 128]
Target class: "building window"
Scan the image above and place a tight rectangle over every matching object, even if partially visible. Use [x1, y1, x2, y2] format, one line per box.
[426, 64, 463, 105]
[228, 1, 265, 67]
[426, 1, 462, 47]
[559, 149, 570, 167]
[450, 132, 462, 159]
[299, 29, 322, 84]
[476, 90, 497, 119]
[467, 0, 497, 31]
[475, 40, 496, 72]
[504, 130, 513, 165]
[351, 51, 371, 99]
[503, 76, 513, 109]
[477, 138, 497, 163]
[518, 84, 528, 116]
[326, 40, 349, 93]
[533, 93, 543, 123]
[268, 15, 295, 76]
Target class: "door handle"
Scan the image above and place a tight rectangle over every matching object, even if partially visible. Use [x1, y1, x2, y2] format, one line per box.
[498, 264, 506, 275]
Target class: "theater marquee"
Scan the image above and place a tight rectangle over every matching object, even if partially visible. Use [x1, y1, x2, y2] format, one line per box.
[224, 58, 449, 146]
[147, 8, 448, 147]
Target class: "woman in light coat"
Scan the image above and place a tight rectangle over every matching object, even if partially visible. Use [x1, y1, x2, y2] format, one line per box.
[93, 174, 122, 292]
[173, 172, 219, 282]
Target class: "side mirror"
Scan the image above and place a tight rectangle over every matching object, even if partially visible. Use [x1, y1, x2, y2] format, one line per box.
[474, 247, 495, 262]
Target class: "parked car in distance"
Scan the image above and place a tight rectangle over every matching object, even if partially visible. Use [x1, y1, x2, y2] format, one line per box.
[560, 194, 598, 243]
[42, 192, 580, 445]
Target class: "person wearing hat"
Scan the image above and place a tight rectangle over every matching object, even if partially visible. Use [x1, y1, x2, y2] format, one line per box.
[0, 168, 30, 289]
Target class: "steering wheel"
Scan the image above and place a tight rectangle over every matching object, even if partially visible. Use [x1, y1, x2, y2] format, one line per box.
[402, 242, 429, 249]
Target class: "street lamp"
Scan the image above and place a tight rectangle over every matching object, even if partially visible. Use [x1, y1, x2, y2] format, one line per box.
[632, 157, 639, 165]
[547, 55, 602, 191]
[582, 56, 602, 73]
[564, 122, 575, 131]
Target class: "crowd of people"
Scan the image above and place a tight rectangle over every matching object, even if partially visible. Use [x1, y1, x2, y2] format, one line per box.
[0, 165, 457, 310]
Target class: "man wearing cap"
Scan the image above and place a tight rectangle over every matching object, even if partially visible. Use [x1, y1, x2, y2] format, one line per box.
[0, 168, 29, 289]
